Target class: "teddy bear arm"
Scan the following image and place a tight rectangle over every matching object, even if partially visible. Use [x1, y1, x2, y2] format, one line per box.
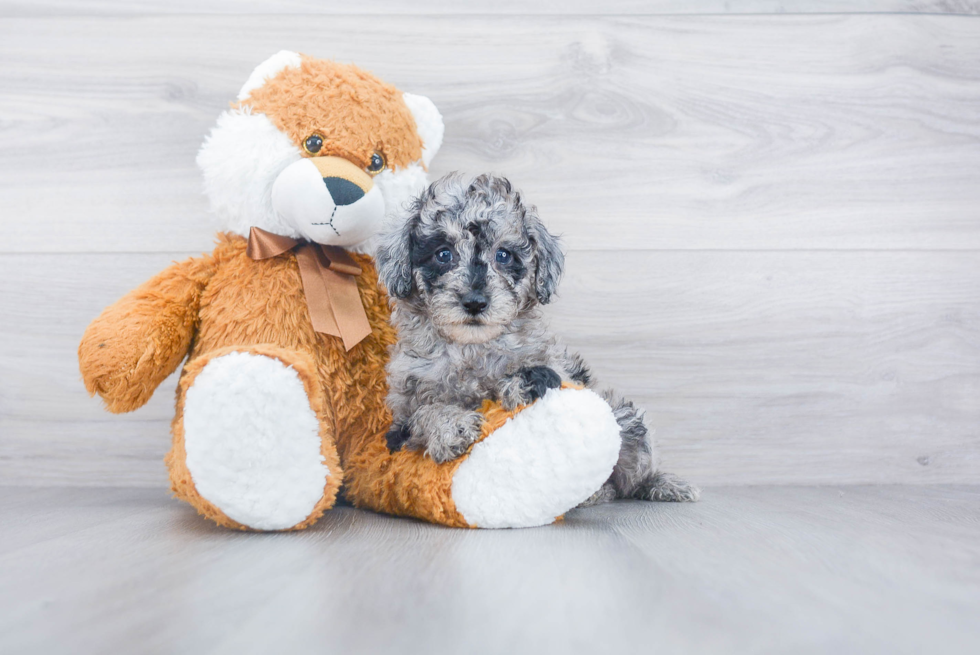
[78, 254, 217, 413]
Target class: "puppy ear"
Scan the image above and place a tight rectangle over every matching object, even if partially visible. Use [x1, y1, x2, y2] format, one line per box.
[525, 205, 564, 305]
[476, 174, 563, 304]
[376, 210, 418, 299]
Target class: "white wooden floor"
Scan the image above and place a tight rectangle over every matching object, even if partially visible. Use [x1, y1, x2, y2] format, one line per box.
[1, 485, 978, 655]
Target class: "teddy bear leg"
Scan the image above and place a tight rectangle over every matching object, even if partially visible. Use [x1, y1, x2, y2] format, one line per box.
[449, 387, 622, 528]
[344, 386, 622, 529]
[166, 345, 342, 531]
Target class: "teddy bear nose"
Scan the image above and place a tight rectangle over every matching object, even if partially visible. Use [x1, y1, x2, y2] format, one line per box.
[322, 177, 365, 206]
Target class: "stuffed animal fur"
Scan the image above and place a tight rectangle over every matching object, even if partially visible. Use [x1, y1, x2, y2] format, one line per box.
[78, 52, 622, 530]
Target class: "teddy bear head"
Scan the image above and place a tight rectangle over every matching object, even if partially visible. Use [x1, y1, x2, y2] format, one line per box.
[197, 51, 444, 251]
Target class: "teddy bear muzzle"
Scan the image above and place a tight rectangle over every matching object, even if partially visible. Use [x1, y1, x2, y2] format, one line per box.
[271, 155, 386, 247]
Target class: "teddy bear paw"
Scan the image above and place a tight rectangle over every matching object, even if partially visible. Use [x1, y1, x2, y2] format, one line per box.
[451, 387, 622, 528]
[181, 351, 332, 530]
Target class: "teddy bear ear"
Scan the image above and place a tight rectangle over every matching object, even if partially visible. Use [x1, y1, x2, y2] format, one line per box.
[402, 93, 444, 168]
[237, 50, 303, 101]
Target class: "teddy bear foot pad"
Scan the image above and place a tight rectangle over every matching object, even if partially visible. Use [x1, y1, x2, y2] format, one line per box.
[451, 387, 622, 529]
[182, 351, 332, 530]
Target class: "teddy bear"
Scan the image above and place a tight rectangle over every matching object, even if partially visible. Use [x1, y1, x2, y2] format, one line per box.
[78, 52, 622, 531]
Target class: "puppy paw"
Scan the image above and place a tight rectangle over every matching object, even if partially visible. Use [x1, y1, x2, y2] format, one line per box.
[576, 482, 617, 508]
[519, 366, 562, 404]
[385, 423, 412, 453]
[425, 411, 485, 464]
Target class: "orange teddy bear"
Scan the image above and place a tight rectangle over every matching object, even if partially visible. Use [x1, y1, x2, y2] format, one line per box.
[78, 52, 622, 531]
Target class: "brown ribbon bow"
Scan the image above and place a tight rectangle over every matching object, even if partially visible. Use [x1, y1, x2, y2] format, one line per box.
[247, 226, 372, 351]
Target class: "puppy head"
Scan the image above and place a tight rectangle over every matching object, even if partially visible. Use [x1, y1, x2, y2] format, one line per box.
[377, 173, 564, 343]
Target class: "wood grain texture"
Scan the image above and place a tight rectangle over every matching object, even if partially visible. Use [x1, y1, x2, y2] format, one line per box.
[1, 15, 979, 252]
[1, 250, 977, 487]
[3, 1, 980, 16]
[1, 485, 978, 654]
[0, 11, 977, 487]
[551, 250, 980, 485]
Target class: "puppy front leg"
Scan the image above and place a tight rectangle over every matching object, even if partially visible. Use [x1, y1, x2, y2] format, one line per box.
[498, 366, 562, 410]
[497, 347, 592, 410]
[399, 403, 485, 464]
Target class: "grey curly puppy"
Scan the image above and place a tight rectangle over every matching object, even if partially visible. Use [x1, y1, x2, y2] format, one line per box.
[376, 173, 699, 504]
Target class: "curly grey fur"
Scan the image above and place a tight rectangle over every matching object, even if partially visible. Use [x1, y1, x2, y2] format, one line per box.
[376, 173, 699, 504]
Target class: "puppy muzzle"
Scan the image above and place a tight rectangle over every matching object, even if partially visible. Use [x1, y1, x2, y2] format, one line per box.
[272, 156, 385, 247]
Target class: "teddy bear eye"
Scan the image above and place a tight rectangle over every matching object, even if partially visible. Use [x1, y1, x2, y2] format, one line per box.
[435, 248, 453, 264]
[367, 152, 386, 175]
[304, 134, 323, 155]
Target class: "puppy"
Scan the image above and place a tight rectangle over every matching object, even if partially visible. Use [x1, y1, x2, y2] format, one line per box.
[376, 173, 699, 504]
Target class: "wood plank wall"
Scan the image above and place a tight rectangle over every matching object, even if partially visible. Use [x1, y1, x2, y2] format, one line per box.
[1, 1, 978, 487]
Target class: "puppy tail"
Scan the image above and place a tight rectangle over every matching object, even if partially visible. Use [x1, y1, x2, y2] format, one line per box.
[638, 471, 701, 502]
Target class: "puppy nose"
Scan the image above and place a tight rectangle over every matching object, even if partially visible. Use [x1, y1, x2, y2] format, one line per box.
[462, 292, 488, 316]
[322, 177, 365, 206]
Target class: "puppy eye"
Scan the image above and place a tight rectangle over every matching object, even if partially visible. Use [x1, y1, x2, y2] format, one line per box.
[366, 152, 386, 175]
[435, 248, 453, 264]
[304, 134, 323, 155]
[495, 248, 512, 264]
